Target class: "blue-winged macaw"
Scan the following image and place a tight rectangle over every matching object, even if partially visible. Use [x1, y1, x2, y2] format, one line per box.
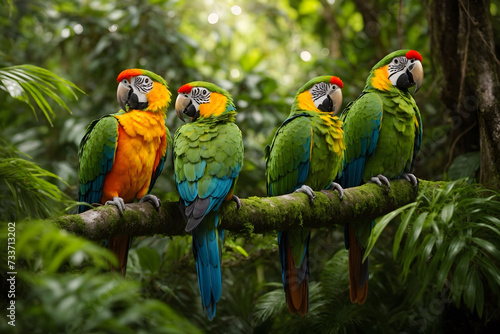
[173, 81, 244, 320]
[266, 76, 345, 315]
[338, 50, 423, 304]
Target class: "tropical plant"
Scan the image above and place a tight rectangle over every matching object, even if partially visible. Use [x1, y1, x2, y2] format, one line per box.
[0, 222, 202, 334]
[0, 64, 83, 220]
[0, 65, 83, 125]
[367, 181, 500, 320]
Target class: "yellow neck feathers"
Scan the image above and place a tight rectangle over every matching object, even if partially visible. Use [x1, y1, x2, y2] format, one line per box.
[145, 82, 171, 114]
[371, 65, 391, 92]
[297, 90, 320, 112]
[199, 92, 227, 118]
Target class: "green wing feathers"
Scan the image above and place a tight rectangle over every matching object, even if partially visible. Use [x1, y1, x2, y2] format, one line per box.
[174, 121, 243, 231]
[266, 114, 314, 196]
[78, 115, 119, 213]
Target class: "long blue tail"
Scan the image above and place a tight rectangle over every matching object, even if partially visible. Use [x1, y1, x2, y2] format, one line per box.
[192, 213, 223, 320]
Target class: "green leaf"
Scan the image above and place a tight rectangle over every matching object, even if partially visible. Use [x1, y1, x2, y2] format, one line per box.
[393, 205, 416, 259]
[473, 269, 484, 318]
[440, 202, 454, 224]
[463, 270, 476, 312]
[0, 65, 84, 125]
[401, 212, 428, 278]
[0, 150, 74, 220]
[364, 202, 416, 262]
[448, 151, 480, 181]
[416, 233, 436, 275]
[451, 248, 475, 305]
[135, 246, 161, 273]
[436, 236, 465, 290]
[472, 237, 500, 259]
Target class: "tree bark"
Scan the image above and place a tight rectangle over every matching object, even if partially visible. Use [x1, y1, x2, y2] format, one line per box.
[52, 180, 441, 240]
[427, 0, 500, 189]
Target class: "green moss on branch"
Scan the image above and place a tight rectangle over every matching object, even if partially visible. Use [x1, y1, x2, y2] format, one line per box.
[51, 180, 442, 240]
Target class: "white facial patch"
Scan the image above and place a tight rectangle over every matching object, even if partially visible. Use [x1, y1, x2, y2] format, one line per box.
[129, 75, 153, 104]
[310, 82, 337, 109]
[388, 56, 409, 86]
[132, 75, 154, 93]
[189, 87, 211, 108]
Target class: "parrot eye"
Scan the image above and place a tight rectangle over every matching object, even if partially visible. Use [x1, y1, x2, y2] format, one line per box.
[134, 75, 154, 93]
[394, 59, 399, 64]
[191, 87, 211, 105]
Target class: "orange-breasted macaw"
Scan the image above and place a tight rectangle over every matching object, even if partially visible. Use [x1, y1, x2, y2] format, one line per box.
[78, 68, 171, 276]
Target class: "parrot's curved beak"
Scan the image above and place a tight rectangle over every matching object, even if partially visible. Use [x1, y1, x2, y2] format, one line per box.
[330, 88, 343, 115]
[175, 94, 191, 122]
[410, 60, 423, 94]
[117, 82, 130, 111]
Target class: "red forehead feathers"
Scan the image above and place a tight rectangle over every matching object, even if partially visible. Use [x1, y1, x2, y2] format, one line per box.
[178, 84, 193, 94]
[117, 69, 143, 83]
[330, 76, 343, 89]
[406, 50, 422, 62]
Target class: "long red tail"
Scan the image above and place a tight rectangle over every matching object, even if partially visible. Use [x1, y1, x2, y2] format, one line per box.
[348, 226, 368, 304]
[107, 235, 130, 277]
[284, 237, 308, 315]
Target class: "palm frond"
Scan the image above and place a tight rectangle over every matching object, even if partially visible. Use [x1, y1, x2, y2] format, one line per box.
[252, 283, 288, 324]
[0, 65, 84, 126]
[0, 139, 73, 220]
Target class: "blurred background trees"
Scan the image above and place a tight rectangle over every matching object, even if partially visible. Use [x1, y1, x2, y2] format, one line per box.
[1, 0, 499, 333]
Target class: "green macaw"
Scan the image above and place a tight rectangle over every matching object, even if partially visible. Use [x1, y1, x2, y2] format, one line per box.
[173, 81, 244, 320]
[337, 49, 424, 304]
[266, 76, 345, 315]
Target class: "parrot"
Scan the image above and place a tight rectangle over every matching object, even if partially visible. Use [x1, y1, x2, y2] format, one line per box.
[173, 81, 244, 320]
[265, 76, 345, 315]
[78, 68, 171, 277]
[337, 49, 424, 304]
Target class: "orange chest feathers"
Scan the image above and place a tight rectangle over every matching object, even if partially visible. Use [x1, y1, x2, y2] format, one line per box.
[102, 111, 167, 203]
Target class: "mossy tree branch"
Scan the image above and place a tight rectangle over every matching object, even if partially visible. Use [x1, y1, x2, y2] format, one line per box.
[52, 180, 441, 240]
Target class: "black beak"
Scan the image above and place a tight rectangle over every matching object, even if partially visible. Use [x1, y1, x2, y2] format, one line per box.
[396, 70, 414, 91]
[184, 102, 199, 121]
[318, 88, 343, 114]
[396, 60, 423, 93]
[318, 96, 333, 113]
